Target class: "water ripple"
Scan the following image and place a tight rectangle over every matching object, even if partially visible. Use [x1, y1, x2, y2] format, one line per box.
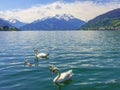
[0, 31, 120, 90]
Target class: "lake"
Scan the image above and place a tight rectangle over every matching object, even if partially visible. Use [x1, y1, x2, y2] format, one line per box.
[0, 31, 120, 90]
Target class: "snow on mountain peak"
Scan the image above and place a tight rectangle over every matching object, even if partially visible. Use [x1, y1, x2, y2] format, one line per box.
[54, 14, 75, 21]
[41, 16, 52, 21]
[9, 19, 17, 23]
[32, 14, 76, 23]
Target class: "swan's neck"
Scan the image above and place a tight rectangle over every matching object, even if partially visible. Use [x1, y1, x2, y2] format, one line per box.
[55, 69, 61, 82]
[34, 51, 38, 56]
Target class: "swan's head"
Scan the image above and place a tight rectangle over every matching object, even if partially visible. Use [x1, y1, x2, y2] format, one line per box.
[34, 49, 38, 54]
[25, 60, 27, 63]
[50, 65, 58, 74]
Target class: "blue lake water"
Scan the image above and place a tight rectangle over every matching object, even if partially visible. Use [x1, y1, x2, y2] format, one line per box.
[0, 31, 120, 90]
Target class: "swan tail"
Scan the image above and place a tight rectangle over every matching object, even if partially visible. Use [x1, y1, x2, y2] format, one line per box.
[68, 70, 73, 78]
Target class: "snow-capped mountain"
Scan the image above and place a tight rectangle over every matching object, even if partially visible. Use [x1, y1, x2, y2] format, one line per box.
[0, 18, 12, 27]
[8, 19, 27, 28]
[21, 14, 85, 30]
[34, 14, 75, 23]
[0, 18, 19, 31]
[33, 14, 75, 23]
[54, 14, 75, 21]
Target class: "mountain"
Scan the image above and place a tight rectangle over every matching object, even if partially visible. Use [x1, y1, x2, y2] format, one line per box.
[8, 19, 27, 28]
[0, 18, 11, 27]
[21, 14, 85, 30]
[0, 18, 18, 31]
[80, 8, 120, 30]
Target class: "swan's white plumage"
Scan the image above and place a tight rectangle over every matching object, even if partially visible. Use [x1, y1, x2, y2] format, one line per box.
[34, 49, 49, 58]
[50, 65, 73, 83]
[36, 53, 48, 57]
[53, 70, 72, 83]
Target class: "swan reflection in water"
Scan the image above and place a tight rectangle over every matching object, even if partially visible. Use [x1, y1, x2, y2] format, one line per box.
[54, 79, 72, 90]
[34, 58, 39, 66]
[34, 56, 49, 66]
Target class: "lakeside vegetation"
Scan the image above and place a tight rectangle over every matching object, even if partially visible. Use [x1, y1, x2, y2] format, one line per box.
[80, 8, 120, 30]
[0, 26, 19, 31]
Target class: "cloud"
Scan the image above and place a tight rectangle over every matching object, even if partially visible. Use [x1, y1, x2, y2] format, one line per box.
[0, 1, 120, 23]
[55, 5, 62, 9]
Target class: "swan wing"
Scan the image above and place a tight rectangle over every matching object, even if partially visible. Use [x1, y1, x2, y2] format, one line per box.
[56, 70, 73, 83]
[37, 53, 48, 57]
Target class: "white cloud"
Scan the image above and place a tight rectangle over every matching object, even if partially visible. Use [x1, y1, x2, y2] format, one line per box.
[0, 1, 120, 23]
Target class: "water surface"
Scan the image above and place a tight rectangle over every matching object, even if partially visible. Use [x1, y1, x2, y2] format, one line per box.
[0, 31, 120, 90]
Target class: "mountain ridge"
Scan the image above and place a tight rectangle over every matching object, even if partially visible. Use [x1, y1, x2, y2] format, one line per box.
[21, 14, 85, 30]
[80, 8, 120, 30]
[8, 19, 27, 28]
[0, 18, 18, 31]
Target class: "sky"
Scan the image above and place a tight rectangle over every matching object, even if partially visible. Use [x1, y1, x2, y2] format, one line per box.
[0, 0, 120, 23]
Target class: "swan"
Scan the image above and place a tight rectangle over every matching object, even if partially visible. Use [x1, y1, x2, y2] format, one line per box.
[34, 49, 49, 58]
[24, 60, 32, 66]
[50, 65, 73, 83]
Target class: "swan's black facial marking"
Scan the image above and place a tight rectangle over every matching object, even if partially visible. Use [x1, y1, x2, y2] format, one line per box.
[24, 60, 28, 64]
[50, 65, 53, 70]
[49, 65, 56, 74]
[34, 49, 38, 53]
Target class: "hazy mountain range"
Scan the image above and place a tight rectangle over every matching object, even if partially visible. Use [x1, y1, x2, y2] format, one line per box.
[8, 19, 27, 28]
[0, 18, 18, 31]
[0, 18, 12, 27]
[20, 14, 85, 30]
[0, 8, 120, 31]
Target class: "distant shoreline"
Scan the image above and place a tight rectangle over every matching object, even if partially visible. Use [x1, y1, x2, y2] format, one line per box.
[0, 29, 120, 31]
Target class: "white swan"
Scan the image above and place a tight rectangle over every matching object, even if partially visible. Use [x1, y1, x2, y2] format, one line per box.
[50, 65, 73, 83]
[34, 49, 49, 58]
